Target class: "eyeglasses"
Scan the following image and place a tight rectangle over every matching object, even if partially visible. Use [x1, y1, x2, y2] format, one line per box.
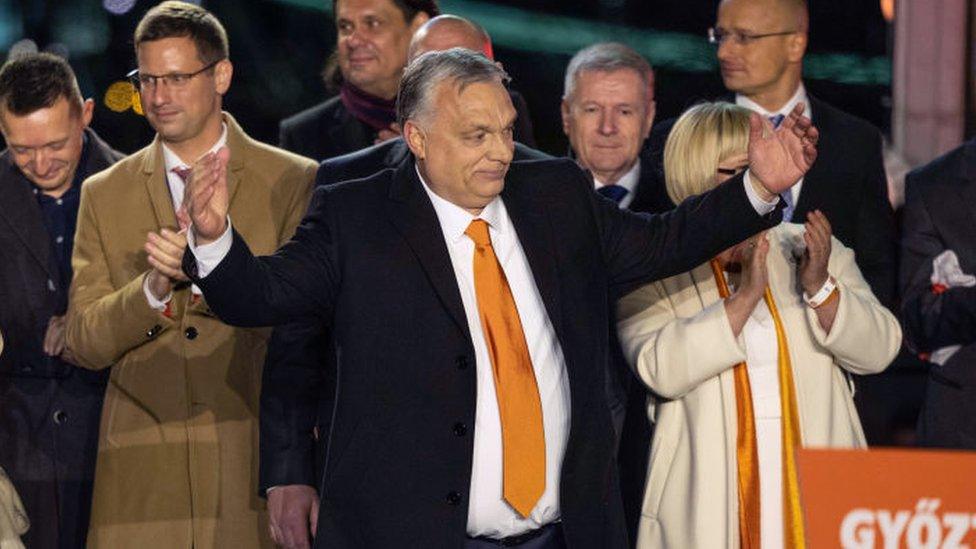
[126, 59, 223, 91]
[717, 165, 748, 176]
[707, 27, 796, 46]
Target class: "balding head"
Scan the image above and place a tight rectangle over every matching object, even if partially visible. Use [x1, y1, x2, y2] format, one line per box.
[408, 14, 493, 62]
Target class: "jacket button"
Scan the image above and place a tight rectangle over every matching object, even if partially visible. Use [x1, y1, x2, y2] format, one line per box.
[445, 491, 462, 506]
[52, 410, 67, 425]
[455, 356, 469, 370]
[185, 327, 198, 340]
[453, 422, 467, 437]
[21, 365, 32, 373]
[146, 325, 161, 338]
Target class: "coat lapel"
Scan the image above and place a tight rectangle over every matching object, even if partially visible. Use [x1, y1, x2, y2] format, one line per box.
[386, 161, 470, 337]
[0, 160, 53, 277]
[501, 175, 565, 340]
[140, 136, 180, 231]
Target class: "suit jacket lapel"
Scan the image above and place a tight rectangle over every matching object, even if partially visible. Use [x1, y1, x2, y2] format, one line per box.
[0, 160, 54, 277]
[501, 176, 565, 340]
[140, 136, 181, 231]
[386, 161, 470, 337]
[223, 114, 247, 209]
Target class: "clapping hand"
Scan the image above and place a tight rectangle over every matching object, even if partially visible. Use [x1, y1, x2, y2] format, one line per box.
[183, 146, 231, 245]
[748, 102, 819, 196]
[798, 210, 832, 295]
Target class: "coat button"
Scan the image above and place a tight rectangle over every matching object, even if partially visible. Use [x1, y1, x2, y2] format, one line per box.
[146, 324, 161, 338]
[453, 422, 467, 437]
[47, 279, 56, 292]
[185, 327, 198, 340]
[52, 410, 67, 425]
[455, 356, 469, 370]
[445, 491, 462, 506]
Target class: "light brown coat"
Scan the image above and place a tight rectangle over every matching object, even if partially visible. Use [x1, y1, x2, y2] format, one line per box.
[66, 114, 316, 548]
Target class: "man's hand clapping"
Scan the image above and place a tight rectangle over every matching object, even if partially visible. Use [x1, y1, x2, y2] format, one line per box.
[748, 102, 819, 197]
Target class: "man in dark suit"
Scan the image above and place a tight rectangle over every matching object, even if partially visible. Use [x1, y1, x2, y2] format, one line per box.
[645, 0, 905, 443]
[262, 17, 548, 546]
[182, 49, 817, 548]
[279, 5, 538, 161]
[0, 52, 122, 548]
[559, 42, 671, 542]
[900, 139, 976, 449]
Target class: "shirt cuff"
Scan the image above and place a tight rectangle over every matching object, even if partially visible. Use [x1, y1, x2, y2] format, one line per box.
[743, 171, 779, 215]
[187, 217, 233, 279]
[143, 273, 172, 311]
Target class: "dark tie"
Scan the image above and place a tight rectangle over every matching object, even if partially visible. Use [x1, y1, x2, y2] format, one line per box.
[767, 114, 794, 220]
[597, 184, 629, 204]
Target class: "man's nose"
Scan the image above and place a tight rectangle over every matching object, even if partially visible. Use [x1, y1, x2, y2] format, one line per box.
[598, 111, 617, 136]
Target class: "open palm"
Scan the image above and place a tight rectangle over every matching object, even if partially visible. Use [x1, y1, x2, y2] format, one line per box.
[748, 103, 819, 195]
[183, 147, 230, 244]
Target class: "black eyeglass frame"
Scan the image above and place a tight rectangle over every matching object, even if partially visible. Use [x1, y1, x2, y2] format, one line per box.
[126, 58, 224, 90]
[707, 27, 797, 46]
[716, 165, 749, 176]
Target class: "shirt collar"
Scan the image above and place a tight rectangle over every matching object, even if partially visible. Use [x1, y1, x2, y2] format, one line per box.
[593, 159, 641, 194]
[736, 83, 810, 119]
[161, 122, 229, 173]
[415, 164, 505, 244]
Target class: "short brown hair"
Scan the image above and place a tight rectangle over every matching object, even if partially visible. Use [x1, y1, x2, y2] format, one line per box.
[134, 1, 229, 64]
[0, 52, 83, 118]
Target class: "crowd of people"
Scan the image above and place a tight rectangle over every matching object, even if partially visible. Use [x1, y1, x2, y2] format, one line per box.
[0, 0, 970, 548]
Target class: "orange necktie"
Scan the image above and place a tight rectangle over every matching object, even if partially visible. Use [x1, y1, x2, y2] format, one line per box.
[465, 219, 546, 517]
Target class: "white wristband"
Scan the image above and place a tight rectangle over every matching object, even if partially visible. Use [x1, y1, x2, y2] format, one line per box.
[804, 276, 837, 308]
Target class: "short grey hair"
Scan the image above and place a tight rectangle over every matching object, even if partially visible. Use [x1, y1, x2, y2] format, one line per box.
[563, 42, 653, 101]
[397, 47, 510, 128]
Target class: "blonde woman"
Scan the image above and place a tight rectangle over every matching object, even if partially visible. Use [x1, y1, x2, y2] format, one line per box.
[617, 102, 901, 548]
[0, 333, 28, 549]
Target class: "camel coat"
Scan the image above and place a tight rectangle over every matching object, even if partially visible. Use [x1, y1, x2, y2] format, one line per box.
[66, 114, 316, 548]
[616, 223, 901, 548]
[0, 333, 28, 549]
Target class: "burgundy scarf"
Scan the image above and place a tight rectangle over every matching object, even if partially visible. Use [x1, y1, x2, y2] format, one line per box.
[340, 82, 397, 131]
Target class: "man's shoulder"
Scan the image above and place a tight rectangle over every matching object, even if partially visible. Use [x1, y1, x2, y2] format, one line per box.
[512, 142, 551, 161]
[907, 139, 975, 190]
[81, 143, 152, 195]
[809, 96, 881, 143]
[279, 96, 344, 133]
[318, 139, 402, 185]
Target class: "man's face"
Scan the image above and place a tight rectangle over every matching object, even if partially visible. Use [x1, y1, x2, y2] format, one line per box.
[1, 96, 92, 196]
[136, 36, 229, 146]
[405, 79, 516, 213]
[561, 69, 654, 184]
[715, 0, 803, 97]
[336, 0, 425, 98]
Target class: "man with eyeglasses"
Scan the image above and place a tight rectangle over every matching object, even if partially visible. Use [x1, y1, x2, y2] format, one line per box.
[0, 52, 123, 549]
[65, 2, 316, 547]
[646, 0, 900, 443]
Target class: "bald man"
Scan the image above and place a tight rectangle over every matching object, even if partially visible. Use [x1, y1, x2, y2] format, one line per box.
[408, 14, 493, 59]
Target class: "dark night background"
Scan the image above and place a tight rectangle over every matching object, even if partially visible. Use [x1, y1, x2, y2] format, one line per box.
[2, 0, 892, 157]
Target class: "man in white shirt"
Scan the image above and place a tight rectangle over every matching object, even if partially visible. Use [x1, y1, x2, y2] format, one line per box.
[65, 2, 316, 547]
[180, 48, 817, 548]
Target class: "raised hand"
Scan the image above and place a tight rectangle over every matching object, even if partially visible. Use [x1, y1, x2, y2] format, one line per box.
[723, 232, 770, 337]
[183, 146, 230, 245]
[748, 102, 819, 195]
[798, 210, 832, 295]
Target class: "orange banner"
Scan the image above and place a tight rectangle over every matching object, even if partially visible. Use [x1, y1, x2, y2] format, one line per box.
[797, 448, 976, 548]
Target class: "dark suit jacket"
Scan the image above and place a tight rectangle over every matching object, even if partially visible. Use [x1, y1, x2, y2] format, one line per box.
[259, 138, 551, 496]
[278, 89, 538, 161]
[0, 128, 122, 548]
[644, 94, 896, 306]
[186, 158, 777, 547]
[900, 139, 976, 449]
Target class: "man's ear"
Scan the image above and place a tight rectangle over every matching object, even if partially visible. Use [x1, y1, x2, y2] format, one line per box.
[80, 98, 95, 128]
[644, 99, 656, 139]
[787, 32, 808, 64]
[403, 120, 426, 160]
[214, 59, 234, 95]
[560, 98, 572, 137]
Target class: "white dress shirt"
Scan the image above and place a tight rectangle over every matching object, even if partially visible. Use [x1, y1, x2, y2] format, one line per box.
[593, 159, 641, 209]
[188, 163, 781, 537]
[144, 124, 228, 309]
[737, 84, 811, 211]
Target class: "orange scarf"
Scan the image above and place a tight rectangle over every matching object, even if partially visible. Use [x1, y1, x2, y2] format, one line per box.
[710, 259, 806, 548]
